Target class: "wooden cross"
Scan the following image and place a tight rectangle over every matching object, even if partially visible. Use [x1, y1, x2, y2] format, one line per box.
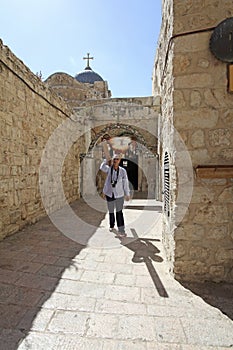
[83, 53, 94, 68]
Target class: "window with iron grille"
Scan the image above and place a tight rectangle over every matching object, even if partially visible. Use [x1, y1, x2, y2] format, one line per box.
[164, 152, 170, 217]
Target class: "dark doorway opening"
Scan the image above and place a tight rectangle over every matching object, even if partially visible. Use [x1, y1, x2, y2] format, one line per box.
[120, 157, 138, 191]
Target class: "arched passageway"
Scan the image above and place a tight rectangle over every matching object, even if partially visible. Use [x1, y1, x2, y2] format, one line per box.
[81, 123, 159, 200]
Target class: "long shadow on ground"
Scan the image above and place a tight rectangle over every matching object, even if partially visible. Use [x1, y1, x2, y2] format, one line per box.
[120, 228, 168, 298]
[0, 199, 106, 350]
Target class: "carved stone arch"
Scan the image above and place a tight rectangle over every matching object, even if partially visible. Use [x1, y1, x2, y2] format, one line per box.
[87, 123, 149, 154]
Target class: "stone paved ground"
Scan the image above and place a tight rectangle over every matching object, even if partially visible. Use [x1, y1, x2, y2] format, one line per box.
[0, 198, 232, 350]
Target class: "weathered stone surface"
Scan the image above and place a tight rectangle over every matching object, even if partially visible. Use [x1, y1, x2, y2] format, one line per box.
[204, 89, 221, 109]
[173, 90, 186, 109]
[174, 73, 213, 89]
[191, 186, 215, 203]
[197, 58, 210, 69]
[117, 315, 156, 341]
[189, 246, 209, 261]
[45, 72, 111, 108]
[215, 248, 233, 263]
[218, 187, 233, 203]
[200, 178, 227, 186]
[211, 226, 228, 240]
[95, 299, 147, 315]
[194, 205, 228, 224]
[221, 110, 233, 126]
[47, 310, 89, 334]
[153, 0, 233, 283]
[0, 42, 83, 240]
[190, 90, 202, 108]
[175, 32, 209, 53]
[209, 265, 225, 281]
[173, 54, 191, 74]
[190, 129, 205, 148]
[87, 313, 119, 339]
[220, 149, 233, 161]
[208, 129, 231, 146]
[174, 242, 186, 258]
[189, 149, 211, 165]
[174, 109, 218, 129]
[175, 224, 205, 241]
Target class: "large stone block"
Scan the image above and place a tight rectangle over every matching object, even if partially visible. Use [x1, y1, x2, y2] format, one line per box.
[189, 246, 209, 261]
[191, 186, 215, 203]
[173, 90, 186, 109]
[218, 187, 233, 203]
[175, 224, 205, 241]
[220, 149, 233, 161]
[209, 265, 225, 281]
[174, 242, 186, 258]
[175, 32, 209, 53]
[220, 110, 233, 125]
[174, 73, 213, 89]
[200, 178, 227, 186]
[203, 89, 221, 109]
[210, 225, 228, 240]
[193, 204, 229, 224]
[190, 129, 205, 148]
[174, 108, 218, 129]
[173, 54, 191, 75]
[208, 129, 231, 146]
[215, 248, 233, 263]
[189, 149, 211, 165]
[190, 90, 202, 108]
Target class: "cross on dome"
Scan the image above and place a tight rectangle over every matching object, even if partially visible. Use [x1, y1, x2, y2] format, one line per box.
[75, 53, 104, 83]
[83, 53, 94, 69]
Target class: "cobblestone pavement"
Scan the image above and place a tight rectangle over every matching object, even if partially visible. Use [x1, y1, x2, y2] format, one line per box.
[0, 198, 232, 350]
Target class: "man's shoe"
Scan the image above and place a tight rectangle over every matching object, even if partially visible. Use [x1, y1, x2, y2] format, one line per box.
[109, 227, 115, 232]
[115, 232, 127, 238]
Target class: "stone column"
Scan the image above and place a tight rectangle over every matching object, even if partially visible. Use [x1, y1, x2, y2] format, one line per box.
[81, 157, 98, 196]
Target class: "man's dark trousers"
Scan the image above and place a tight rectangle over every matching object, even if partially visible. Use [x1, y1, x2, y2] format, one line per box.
[106, 195, 125, 232]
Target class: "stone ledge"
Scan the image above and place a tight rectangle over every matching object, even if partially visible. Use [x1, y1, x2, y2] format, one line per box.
[195, 165, 233, 179]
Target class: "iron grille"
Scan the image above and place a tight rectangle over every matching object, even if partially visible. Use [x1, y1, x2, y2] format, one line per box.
[164, 152, 170, 217]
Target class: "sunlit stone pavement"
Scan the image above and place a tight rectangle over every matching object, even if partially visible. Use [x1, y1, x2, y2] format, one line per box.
[0, 198, 232, 349]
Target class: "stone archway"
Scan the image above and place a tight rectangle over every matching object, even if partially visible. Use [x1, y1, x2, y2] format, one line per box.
[82, 123, 158, 199]
[88, 123, 150, 154]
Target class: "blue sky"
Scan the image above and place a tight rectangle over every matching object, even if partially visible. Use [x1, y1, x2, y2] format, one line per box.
[1, 0, 162, 97]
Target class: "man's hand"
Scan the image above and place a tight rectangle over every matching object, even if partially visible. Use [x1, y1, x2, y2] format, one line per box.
[125, 195, 130, 201]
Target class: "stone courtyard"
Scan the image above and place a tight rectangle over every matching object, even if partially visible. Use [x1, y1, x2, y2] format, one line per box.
[0, 198, 232, 349]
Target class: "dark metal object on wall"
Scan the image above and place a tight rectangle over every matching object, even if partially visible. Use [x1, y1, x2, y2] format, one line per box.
[210, 17, 233, 62]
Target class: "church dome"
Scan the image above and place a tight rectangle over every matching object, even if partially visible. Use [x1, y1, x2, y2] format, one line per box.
[75, 66, 104, 84]
[75, 53, 104, 84]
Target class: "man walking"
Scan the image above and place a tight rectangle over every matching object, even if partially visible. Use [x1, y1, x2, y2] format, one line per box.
[100, 153, 130, 237]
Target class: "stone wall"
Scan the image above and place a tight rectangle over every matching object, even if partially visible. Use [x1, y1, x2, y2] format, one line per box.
[153, 0, 177, 272]
[0, 39, 82, 240]
[153, 0, 233, 282]
[45, 73, 111, 108]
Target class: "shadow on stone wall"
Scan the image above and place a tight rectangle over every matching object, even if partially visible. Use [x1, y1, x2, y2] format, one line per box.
[180, 281, 233, 321]
[0, 199, 106, 349]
